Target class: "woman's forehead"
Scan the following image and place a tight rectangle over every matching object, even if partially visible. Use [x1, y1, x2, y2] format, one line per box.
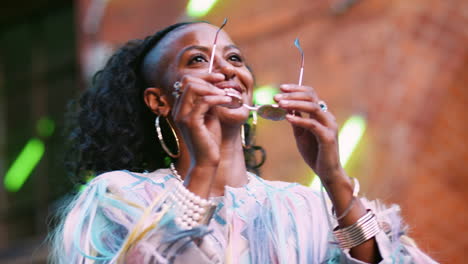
[163, 23, 235, 49]
[141, 23, 237, 86]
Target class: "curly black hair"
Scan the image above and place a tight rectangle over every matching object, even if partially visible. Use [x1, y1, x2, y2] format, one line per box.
[66, 22, 265, 182]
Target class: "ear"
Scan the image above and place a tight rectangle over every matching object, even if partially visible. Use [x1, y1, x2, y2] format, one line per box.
[143, 87, 172, 117]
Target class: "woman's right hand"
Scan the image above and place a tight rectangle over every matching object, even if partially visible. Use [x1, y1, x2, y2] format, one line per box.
[171, 72, 231, 170]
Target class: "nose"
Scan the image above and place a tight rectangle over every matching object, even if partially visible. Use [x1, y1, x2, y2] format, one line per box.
[214, 58, 236, 80]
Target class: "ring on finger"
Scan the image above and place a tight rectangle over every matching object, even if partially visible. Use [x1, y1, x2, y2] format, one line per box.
[172, 81, 182, 98]
[318, 100, 328, 112]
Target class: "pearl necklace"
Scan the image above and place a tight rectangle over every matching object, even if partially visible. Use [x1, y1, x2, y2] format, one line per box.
[169, 163, 183, 182]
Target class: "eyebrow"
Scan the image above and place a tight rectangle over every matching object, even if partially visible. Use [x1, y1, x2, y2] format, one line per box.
[223, 44, 240, 52]
[179, 44, 241, 55]
[177, 44, 242, 65]
[180, 45, 210, 55]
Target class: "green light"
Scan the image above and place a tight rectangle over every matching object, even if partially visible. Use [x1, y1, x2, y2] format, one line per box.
[309, 115, 366, 189]
[253, 85, 277, 105]
[36, 116, 55, 138]
[78, 174, 96, 192]
[186, 0, 219, 18]
[338, 115, 366, 166]
[4, 138, 45, 192]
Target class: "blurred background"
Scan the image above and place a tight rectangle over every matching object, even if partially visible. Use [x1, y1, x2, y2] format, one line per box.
[1, 0, 467, 263]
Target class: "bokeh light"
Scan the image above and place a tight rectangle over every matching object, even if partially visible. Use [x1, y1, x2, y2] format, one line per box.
[186, 0, 219, 18]
[4, 138, 45, 192]
[253, 85, 278, 105]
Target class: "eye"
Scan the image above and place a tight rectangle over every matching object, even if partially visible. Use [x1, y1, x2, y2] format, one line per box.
[188, 54, 208, 65]
[228, 54, 243, 63]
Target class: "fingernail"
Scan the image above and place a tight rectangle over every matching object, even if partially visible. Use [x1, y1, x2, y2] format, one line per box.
[274, 94, 283, 100]
[280, 84, 293, 90]
[279, 100, 289, 106]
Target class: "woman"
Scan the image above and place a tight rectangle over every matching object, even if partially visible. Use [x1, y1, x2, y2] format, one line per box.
[50, 22, 437, 263]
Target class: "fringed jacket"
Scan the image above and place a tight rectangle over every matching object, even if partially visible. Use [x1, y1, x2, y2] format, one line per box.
[51, 169, 438, 263]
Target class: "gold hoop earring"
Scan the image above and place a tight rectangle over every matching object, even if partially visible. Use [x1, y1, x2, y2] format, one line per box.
[242, 111, 257, 148]
[155, 116, 180, 158]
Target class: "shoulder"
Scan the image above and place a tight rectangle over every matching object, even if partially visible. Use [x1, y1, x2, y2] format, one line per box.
[88, 170, 137, 187]
[60, 169, 175, 255]
[87, 168, 175, 190]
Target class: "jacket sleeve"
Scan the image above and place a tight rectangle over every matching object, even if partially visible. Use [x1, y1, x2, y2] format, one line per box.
[54, 171, 221, 264]
[325, 197, 439, 264]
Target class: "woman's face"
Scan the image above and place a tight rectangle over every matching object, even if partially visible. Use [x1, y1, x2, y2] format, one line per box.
[149, 23, 255, 124]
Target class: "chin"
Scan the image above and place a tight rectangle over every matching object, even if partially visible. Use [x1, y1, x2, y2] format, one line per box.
[214, 106, 250, 125]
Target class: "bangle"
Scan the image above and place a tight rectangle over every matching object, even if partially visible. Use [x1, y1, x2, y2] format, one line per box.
[165, 180, 217, 229]
[333, 209, 381, 249]
[332, 177, 360, 220]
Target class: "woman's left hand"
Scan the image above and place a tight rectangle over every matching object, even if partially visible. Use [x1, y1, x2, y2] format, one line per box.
[276, 85, 381, 262]
[274, 84, 344, 185]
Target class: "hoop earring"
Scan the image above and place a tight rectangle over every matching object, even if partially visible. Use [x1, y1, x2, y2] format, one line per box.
[241, 124, 247, 148]
[242, 111, 265, 170]
[155, 116, 180, 158]
[242, 111, 257, 148]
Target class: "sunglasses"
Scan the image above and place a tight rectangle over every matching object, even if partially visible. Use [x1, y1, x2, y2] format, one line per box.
[210, 19, 304, 121]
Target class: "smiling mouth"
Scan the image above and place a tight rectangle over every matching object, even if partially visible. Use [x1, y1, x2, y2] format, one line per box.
[223, 88, 242, 99]
[219, 88, 243, 109]
[215, 82, 243, 94]
[214, 82, 245, 108]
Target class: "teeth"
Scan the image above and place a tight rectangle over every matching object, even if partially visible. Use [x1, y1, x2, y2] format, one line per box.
[222, 88, 243, 108]
[224, 88, 241, 99]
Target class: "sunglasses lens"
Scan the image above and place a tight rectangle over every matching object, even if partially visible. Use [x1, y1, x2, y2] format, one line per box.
[257, 105, 287, 121]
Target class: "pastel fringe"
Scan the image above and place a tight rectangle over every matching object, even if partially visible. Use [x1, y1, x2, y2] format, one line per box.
[49, 172, 211, 264]
[49, 169, 437, 264]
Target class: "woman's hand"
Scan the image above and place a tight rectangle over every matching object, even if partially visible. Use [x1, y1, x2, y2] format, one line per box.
[274, 84, 344, 185]
[276, 85, 381, 262]
[172, 72, 232, 168]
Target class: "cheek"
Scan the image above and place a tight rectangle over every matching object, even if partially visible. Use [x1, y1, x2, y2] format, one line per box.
[239, 68, 254, 92]
[159, 62, 180, 90]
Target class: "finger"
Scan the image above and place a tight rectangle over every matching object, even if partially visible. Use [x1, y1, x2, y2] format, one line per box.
[285, 114, 336, 144]
[278, 100, 332, 126]
[195, 95, 233, 109]
[279, 100, 320, 113]
[274, 91, 318, 103]
[173, 81, 226, 118]
[187, 82, 226, 97]
[179, 78, 225, 97]
[279, 84, 316, 94]
[177, 95, 232, 125]
[179, 73, 225, 87]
